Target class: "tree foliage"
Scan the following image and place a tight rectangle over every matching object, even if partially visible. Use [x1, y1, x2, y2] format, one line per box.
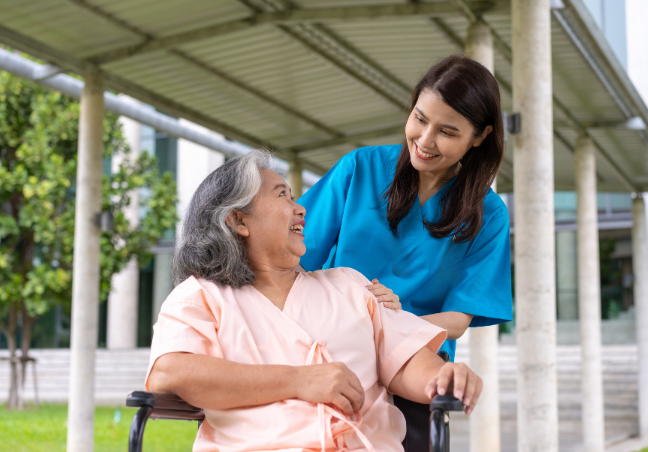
[0, 71, 178, 408]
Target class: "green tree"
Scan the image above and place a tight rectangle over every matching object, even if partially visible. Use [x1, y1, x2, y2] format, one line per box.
[0, 71, 178, 408]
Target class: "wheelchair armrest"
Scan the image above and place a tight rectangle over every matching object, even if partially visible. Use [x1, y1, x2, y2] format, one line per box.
[431, 394, 465, 412]
[127, 392, 204, 452]
[127, 391, 202, 413]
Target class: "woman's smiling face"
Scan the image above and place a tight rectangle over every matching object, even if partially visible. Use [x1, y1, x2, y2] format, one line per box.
[405, 89, 488, 177]
[234, 169, 307, 270]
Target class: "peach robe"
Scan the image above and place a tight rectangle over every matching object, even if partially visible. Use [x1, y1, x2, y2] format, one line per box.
[146, 267, 446, 452]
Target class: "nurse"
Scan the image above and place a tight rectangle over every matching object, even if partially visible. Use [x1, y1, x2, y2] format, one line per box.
[297, 55, 512, 446]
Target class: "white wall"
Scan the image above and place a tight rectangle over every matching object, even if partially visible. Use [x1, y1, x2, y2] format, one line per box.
[626, 0, 648, 104]
[176, 119, 226, 239]
[150, 120, 226, 323]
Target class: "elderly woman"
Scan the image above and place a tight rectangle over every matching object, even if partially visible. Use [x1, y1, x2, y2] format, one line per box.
[146, 150, 482, 452]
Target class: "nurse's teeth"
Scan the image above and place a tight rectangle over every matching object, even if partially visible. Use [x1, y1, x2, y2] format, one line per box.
[419, 148, 436, 158]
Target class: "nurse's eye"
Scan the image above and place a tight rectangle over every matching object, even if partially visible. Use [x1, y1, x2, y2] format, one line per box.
[415, 115, 426, 125]
[440, 129, 454, 137]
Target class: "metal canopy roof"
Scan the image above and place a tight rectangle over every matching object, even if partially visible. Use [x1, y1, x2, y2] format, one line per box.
[0, 0, 646, 192]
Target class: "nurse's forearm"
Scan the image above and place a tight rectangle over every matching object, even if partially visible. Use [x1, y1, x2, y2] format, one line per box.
[421, 312, 473, 340]
[149, 353, 300, 410]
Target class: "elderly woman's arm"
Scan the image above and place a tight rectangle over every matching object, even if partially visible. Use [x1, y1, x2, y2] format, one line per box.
[388, 347, 482, 415]
[148, 352, 365, 416]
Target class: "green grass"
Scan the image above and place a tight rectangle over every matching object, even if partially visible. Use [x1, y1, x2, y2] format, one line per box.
[0, 404, 197, 452]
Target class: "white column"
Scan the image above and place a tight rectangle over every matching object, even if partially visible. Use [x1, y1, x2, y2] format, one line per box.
[633, 195, 648, 438]
[512, 1, 558, 451]
[465, 19, 501, 452]
[575, 135, 605, 451]
[468, 327, 500, 451]
[288, 152, 303, 199]
[107, 95, 141, 350]
[67, 72, 104, 452]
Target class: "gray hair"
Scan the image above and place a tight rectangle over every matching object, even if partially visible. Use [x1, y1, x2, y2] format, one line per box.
[172, 150, 275, 288]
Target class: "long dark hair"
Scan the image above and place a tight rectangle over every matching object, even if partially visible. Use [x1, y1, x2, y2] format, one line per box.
[384, 55, 504, 243]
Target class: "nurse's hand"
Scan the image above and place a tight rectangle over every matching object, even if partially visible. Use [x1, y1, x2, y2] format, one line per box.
[295, 362, 365, 416]
[366, 279, 401, 310]
[425, 362, 483, 415]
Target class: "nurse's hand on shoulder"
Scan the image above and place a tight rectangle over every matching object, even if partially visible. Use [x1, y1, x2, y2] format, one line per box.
[295, 362, 365, 417]
[425, 362, 483, 416]
[366, 279, 401, 310]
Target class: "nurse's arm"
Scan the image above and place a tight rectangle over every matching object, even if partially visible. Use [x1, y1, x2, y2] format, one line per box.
[421, 312, 473, 340]
[388, 347, 482, 415]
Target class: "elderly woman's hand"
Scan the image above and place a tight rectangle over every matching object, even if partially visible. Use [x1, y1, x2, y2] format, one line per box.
[295, 362, 365, 417]
[366, 279, 401, 310]
[425, 362, 483, 415]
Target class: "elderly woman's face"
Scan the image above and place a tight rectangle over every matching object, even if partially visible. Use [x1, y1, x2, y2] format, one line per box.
[234, 169, 306, 269]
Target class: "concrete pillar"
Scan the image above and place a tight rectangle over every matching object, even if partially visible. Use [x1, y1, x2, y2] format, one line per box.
[66, 72, 104, 452]
[575, 135, 605, 451]
[633, 195, 648, 437]
[465, 19, 501, 452]
[512, 1, 558, 451]
[288, 152, 303, 199]
[107, 96, 140, 350]
[465, 21, 494, 72]
[556, 230, 578, 320]
[468, 326, 500, 451]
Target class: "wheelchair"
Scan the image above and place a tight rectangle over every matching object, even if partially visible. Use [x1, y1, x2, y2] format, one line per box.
[126, 352, 464, 452]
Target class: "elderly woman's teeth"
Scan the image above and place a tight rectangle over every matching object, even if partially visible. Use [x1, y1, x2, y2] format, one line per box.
[290, 225, 303, 233]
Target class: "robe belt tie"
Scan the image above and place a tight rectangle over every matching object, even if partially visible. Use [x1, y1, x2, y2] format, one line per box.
[305, 341, 376, 452]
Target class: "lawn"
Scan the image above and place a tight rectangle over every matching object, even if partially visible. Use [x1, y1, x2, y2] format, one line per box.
[0, 404, 197, 452]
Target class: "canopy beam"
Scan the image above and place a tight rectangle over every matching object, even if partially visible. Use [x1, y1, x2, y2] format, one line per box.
[85, 1, 498, 65]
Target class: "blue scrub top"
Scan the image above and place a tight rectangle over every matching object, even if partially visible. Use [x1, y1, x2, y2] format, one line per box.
[297, 144, 513, 361]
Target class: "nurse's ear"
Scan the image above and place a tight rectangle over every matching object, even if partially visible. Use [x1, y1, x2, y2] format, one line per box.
[472, 125, 493, 148]
[226, 210, 250, 237]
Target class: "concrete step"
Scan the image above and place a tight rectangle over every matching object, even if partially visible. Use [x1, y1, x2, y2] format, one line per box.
[0, 348, 150, 404]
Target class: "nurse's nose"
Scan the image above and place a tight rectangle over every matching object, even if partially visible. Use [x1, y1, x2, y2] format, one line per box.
[418, 127, 436, 150]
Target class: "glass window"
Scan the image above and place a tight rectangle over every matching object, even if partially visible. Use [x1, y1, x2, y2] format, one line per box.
[610, 193, 632, 212]
[555, 191, 576, 218]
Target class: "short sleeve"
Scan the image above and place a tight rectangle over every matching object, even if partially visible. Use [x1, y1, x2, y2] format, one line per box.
[297, 155, 356, 271]
[339, 267, 447, 388]
[442, 210, 513, 327]
[144, 277, 224, 390]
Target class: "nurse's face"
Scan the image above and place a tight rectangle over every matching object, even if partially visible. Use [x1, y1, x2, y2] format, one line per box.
[405, 89, 491, 177]
[234, 169, 307, 269]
